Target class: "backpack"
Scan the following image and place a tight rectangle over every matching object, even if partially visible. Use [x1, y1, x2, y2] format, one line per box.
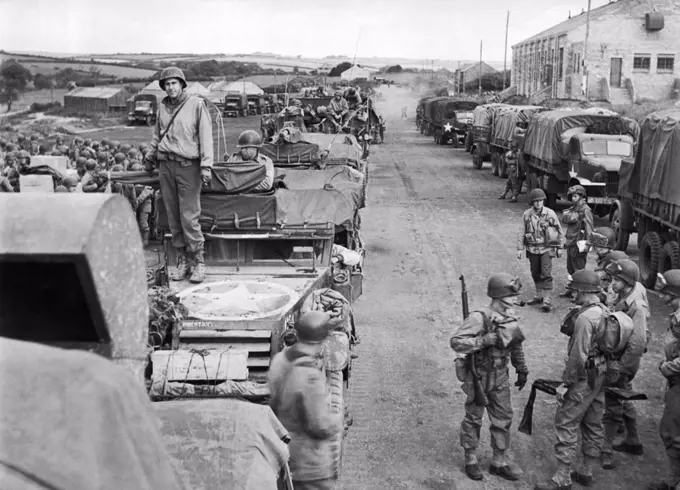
[595, 311, 635, 357]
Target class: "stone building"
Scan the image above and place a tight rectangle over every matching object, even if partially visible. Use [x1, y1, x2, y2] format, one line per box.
[511, 0, 680, 104]
[455, 62, 498, 93]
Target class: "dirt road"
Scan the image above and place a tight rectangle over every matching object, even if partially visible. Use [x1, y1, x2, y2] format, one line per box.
[340, 87, 671, 490]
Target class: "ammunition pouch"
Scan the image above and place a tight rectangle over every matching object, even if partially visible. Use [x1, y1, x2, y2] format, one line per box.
[472, 350, 509, 372]
[454, 358, 468, 382]
[585, 355, 607, 389]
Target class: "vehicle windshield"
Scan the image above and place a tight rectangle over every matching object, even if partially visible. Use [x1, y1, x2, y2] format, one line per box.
[581, 139, 632, 157]
[456, 111, 473, 120]
[135, 101, 152, 110]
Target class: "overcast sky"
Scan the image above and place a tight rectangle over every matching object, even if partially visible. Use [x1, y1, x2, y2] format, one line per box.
[0, 0, 611, 61]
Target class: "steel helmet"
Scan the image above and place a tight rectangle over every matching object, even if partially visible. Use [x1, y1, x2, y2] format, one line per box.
[17, 150, 30, 160]
[568, 184, 587, 198]
[100, 138, 110, 147]
[159, 66, 187, 89]
[505, 151, 517, 163]
[120, 143, 131, 153]
[58, 145, 69, 154]
[75, 156, 87, 168]
[111, 164, 124, 172]
[84, 138, 92, 146]
[236, 130, 262, 149]
[590, 227, 616, 249]
[85, 159, 97, 171]
[596, 250, 629, 271]
[291, 99, 302, 107]
[111, 140, 120, 148]
[334, 89, 343, 97]
[114, 152, 126, 163]
[656, 270, 680, 297]
[38, 144, 47, 154]
[97, 151, 108, 162]
[30, 134, 38, 141]
[139, 143, 149, 152]
[605, 259, 639, 286]
[63, 176, 79, 187]
[295, 311, 332, 343]
[130, 163, 144, 171]
[54, 185, 68, 193]
[74, 136, 83, 144]
[487, 273, 522, 299]
[567, 270, 601, 293]
[17, 133, 25, 141]
[528, 188, 546, 202]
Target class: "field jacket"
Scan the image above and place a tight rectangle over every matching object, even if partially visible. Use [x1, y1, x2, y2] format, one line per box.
[660, 309, 680, 383]
[328, 98, 349, 117]
[612, 283, 650, 379]
[149, 92, 214, 169]
[226, 153, 274, 191]
[517, 206, 563, 255]
[562, 202, 594, 247]
[563, 300, 607, 385]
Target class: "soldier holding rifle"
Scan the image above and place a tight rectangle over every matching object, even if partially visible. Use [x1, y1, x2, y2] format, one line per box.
[450, 274, 529, 482]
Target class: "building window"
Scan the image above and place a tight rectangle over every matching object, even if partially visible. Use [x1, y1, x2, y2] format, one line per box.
[633, 54, 651, 70]
[558, 47, 564, 80]
[658, 55, 675, 72]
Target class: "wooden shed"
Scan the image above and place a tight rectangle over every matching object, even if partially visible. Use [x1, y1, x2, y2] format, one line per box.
[64, 87, 132, 113]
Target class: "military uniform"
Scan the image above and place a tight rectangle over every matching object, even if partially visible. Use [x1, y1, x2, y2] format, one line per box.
[135, 186, 155, 247]
[499, 151, 521, 202]
[517, 191, 563, 311]
[561, 187, 594, 278]
[601, 260, 650, 466]
[226, 153, 275, 192]
[450, 274, 528, 482]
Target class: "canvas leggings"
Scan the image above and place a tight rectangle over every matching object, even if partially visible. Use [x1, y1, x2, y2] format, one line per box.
[158, 159, 204, 253]
[554, 377, 606, 466]
[292, 479, 336, 490]
[527, 251, 553, 292]
[460, 367, 513, 452]
[503, 164, 520, 198]
[136, 199, 152, 245]
[602, 380, 639, 453]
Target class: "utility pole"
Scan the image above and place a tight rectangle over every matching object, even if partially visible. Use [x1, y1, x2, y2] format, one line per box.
[583, 0, 592, 100]
[479, 40, 483, 98]
[503, 11, 510, 91]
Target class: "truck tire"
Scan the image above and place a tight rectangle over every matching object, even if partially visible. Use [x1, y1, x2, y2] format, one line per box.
[327, 370, 345, 479]
[610, 208, 630, 251]
[660, 241, 680, 273]
[637, 219, 648, 250]
[491, 152, 499, 176]
[639, 232, 662, 288]
[471, 147, 483, 170]
[465, 132, 472, 152]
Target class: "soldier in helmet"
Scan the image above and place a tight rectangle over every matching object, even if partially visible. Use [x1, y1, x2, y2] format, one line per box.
[516, 188, 564, 312]
[588, 227, 616, 267]
[226, 130, 275, 192]
[560, 185, 595, 300]
[649, 270, 680, 490]
[268, 311, 344, 490]
[535, 270, 607, 490]
[343, 86, 362, 110]
[327, 89, 349, 131]
[144, 66, 214, 284]
[498, 150, 521, 203]
[599, 259, 649, 469]
[449, 274, 528, 482]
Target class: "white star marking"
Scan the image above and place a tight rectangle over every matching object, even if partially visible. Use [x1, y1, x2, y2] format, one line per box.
[182, 283, 293, 318]
[443, 123, 453, 132]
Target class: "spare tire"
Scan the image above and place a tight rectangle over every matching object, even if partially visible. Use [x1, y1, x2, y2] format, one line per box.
[660, 240, 680, 273]
[639, 231, 662, 288]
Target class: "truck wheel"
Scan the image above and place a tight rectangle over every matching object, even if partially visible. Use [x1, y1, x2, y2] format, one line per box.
[660, 241, 680, 273]
[491, 152, 499, 176]
[610, 208, 630, 251]
[451, 135, 459, 149]
[636, 219, 648, 250]
[639, 232, 662, 288]
[465, 132, 472, 152]
[471, 147, 483, 170]
[327, 370, 345, 479]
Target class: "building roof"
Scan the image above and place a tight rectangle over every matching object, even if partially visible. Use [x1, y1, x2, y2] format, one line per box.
[209, 80, 264, 95]
[64, 87, 126, 99]
[456, 61, 498, 74]
[141, 80, 210, 95]
[514, 0, 626, 46]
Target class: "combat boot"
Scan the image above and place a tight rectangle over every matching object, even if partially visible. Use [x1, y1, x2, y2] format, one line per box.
[169, 248, 190, 281]
[489, 450, 522, 481]
[498, 192, 507, 200]
[189, 249, 206, 284]
[601, 450, 614, 470]
[141, 230, 150, 248]
[509, 194, 518, 203]
[614, 415, 643, 455]
[534, 462, 572, 490]
[571, 456, 597, 486]
[541, 291, 552, 312]
[464, 449, 483, 481]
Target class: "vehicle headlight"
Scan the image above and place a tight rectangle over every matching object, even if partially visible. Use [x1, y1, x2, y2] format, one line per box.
[593, 171, 606, 182]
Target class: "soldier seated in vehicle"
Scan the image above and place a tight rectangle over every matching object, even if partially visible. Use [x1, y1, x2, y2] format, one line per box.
[343, 86, 362, 110]
[327, 90, 349, 130]
[226, 130, 275, 192]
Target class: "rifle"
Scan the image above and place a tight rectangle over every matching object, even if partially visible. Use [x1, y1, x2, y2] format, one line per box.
[518, 379, 648, 435]
[459, 275, 488, 407]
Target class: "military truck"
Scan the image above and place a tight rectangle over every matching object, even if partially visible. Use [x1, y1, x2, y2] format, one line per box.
[128, 93, 159, 126]
[419, 96, 450, 137]
[0, 193, 294, 490]
[415, 95, 438, 131]
[615, 108, 680, 287]
[468, 103, 509, 169]
[487, 105, 546, 178]
[224, 91, 248, 117]
[520, 108, 638, 211]
[247, 94, 266, 115]
[428, 99, 478, 147]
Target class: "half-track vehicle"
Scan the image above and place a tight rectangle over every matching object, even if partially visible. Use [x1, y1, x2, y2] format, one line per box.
[616, 108, 680, 286]
[224, 91, 249, 117]
[521, 108, 638, 211]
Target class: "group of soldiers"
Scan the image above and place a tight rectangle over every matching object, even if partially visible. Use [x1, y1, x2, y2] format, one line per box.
[450, 185, 680, 490]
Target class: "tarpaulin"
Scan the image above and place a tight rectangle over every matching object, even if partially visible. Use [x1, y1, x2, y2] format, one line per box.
[433, 100, 479, 124]
[523, 109, 636, 165]
[0, 337, 183, 490]
[622, 108, 680, 206]
[300, 133, 363, 164]
[275, 166, 364, 189]
[492, 106, 546, 147]
[205, 162, 268, 194]
[472, 103, 508, 127]
[155, 399, 289, 490]
[260, 141, 320, 165]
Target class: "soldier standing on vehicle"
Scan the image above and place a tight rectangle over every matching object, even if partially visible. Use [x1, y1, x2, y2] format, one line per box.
[600, 259, 649, 469]
[449, 274, 528, 482]
[560, 185, 594, 300]
[226, 130, 275, 192]
[498, 150, 521, 203]
[516, 188, 564, 312]
[144, 66, 213, 284]
[268, 311, 344, 490]
[535, 270, 607, 490]
[649, 270, 680, 490]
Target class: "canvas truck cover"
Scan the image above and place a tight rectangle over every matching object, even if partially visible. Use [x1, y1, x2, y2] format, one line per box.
[523, 109, 633, 165]
[619, 108, 680, 206]
[155, 399, 289, 490]
[300, 133, 363, 165]
[260, 141, 321, 165]
[472, 103, 509, 127]
[492, 106, 546, 148]
[423, 96, 450, 121]
[433, 99, 479, 125]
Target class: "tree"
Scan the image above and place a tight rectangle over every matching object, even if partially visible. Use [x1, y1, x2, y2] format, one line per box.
[328, 62, 353, 77]
[386, 65, 403, 74]
[0, 60, 32, 112]
[34, 73, 54, 90]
